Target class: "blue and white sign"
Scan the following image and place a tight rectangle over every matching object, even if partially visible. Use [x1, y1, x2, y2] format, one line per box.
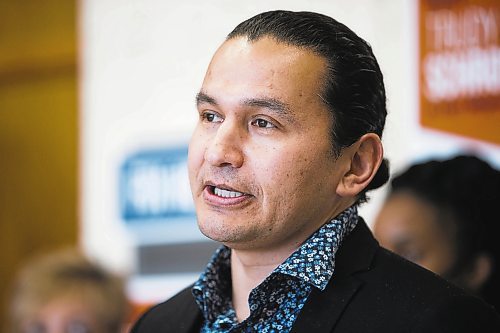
[120, 147, 195, 222]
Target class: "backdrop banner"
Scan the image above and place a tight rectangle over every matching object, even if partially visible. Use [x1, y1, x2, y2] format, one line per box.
[419, 0, 500, 145]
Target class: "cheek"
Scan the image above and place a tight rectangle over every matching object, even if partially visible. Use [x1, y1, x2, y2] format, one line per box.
[188, 132, 206, 173]
[187, 149, 200, 175]
[374, 217, 404, 247]
[422, 239, 456, 274]
[255, 147, 322, 196]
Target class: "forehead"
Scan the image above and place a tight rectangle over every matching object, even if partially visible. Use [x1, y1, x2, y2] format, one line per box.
[202, 36, 327, 106]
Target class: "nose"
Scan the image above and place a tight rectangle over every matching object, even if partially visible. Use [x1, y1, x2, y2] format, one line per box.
[204, 121, 244, 168]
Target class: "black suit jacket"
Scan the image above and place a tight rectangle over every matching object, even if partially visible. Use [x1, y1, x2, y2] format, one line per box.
[131, 219, 500, 332]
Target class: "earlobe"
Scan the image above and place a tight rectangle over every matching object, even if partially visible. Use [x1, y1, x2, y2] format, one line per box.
[336, 133, 384, 197]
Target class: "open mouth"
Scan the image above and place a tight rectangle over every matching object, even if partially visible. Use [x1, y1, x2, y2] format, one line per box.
[208, 185, 245, 198]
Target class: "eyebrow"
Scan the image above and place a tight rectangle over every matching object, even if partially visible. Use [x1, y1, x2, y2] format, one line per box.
[196, 92, 218, 107]
[196, 91, 292, 117]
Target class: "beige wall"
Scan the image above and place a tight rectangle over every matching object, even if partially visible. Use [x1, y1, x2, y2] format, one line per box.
[0, 0, 78, 323]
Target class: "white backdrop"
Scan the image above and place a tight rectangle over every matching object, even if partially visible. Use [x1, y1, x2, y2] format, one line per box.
[80, 0, 500, 303]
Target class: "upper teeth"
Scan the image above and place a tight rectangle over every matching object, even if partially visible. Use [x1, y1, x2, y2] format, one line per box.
[214, 187, 243, 198]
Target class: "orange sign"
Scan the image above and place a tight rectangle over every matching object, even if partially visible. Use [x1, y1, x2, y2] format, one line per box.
[419, 0, 500, 145]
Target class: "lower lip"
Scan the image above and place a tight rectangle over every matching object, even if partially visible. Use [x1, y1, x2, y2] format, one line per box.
[203, 186, 252, 206]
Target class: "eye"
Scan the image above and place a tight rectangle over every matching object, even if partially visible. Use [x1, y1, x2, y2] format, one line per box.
[201, 111, 223, 123]
[200, 111, 224, 123]
[251, 118, 276, 128]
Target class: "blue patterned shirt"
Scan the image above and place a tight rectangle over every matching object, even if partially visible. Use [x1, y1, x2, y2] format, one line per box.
[192, 206, 359, 333]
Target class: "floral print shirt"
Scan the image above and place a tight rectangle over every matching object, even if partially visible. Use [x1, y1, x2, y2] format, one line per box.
[192, 206, 358, 333]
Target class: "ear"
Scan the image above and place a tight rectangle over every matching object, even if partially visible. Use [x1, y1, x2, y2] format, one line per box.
[336, 133, 383, 197]
[463, 253, 493, 292]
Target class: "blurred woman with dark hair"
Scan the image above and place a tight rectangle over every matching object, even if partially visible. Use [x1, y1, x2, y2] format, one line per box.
[374, 155, 500, 312]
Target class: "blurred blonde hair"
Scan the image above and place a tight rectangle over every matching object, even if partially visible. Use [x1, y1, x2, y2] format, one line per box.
[8, 248, 129, 333]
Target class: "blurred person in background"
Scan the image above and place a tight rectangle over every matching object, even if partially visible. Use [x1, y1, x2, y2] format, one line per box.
[7, 248, 130, 333]
[374, 155, 500, 312]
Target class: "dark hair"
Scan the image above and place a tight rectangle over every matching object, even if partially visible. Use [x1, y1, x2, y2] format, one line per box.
[389, 155, 500, 311]
[227, 10, 389, 203]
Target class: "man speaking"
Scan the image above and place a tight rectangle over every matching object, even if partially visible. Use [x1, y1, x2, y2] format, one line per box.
[132, 10, 500, 332]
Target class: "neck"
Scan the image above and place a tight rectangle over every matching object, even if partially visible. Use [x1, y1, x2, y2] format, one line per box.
[230, 249, 285, 322]
[229, 200, 356, 321]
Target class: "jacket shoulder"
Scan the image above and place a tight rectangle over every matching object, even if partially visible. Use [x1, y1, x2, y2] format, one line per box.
[342, 247, 500, 331]
[131, 285, 202, 333]
[319, 220, 500, 332]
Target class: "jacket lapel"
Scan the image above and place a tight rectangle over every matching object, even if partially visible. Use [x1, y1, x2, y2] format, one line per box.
[164, 286, 204, 333]
[290, 219, 379, 333]
[178, 305, 203, 333]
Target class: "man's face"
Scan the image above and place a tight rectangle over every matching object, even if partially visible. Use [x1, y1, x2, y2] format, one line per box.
[188, 37, 350, 252]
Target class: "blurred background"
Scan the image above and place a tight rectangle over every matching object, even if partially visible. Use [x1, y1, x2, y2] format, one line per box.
[1, 0, 499, 326]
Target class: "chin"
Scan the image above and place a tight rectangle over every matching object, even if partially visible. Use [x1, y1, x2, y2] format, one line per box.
[198, 218, 230, 242]
[197, 218, 255, 247]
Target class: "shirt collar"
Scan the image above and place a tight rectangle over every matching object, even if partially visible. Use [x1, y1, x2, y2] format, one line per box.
[192, 245, 232, 322]
[274, 205, 358, 290]
[192, 205, 359, 319]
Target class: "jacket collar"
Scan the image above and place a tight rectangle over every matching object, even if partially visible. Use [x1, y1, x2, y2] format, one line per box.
[290, 218, 379, 333]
